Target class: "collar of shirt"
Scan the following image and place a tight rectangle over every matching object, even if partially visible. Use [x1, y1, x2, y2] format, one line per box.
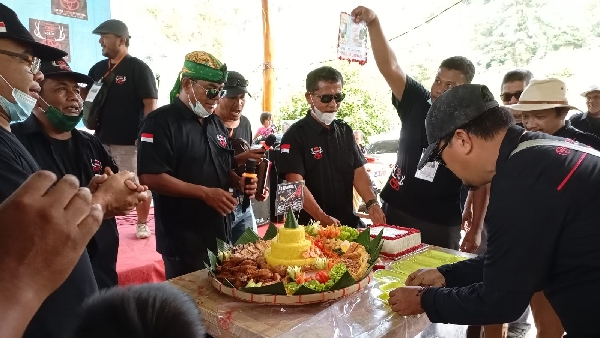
[496, 125, 526, 172]
[19, 114, 85, 140]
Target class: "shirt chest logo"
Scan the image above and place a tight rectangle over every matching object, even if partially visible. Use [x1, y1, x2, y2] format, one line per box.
[91, 159, 102, 174]
[115, 75, 126, 84]
[389, 165, 405, 190]
[310, 146, 323, 159]
[217, 135, 228, 147]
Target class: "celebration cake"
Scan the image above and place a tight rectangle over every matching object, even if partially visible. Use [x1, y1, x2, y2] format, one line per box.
[368, 224, 423, 259]
[263, 213, 316, 267]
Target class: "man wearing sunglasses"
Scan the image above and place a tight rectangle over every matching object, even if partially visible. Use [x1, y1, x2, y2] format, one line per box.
[137, 51, 257, 279]
[86, 19, 158, 240]
[500, 69, 534, 126]
[352, 6, 482, 250]
[388, 84, 600, 338]
[278, 66, 385, 228]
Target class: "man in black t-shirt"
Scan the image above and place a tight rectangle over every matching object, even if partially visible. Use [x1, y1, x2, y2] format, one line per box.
[390, 84, 600, 338]
[352, 6, 483, 249]
[570, 85, 600, 138]
[215, 71, 268, 243]
[86, 19, 158, 240]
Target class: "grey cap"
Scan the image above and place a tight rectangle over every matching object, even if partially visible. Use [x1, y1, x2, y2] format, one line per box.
[92, 19, 130, 38]
[417, 84, 499, 170]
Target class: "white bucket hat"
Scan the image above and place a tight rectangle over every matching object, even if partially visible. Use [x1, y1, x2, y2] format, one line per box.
[507, 77, 580, 112]
[581, 85, 600, 97]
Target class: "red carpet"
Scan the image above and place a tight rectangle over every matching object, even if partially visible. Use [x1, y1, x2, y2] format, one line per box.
[116, 207, 273, 285]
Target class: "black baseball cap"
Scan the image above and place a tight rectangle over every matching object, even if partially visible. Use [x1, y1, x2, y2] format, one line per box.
[417, 84, 499, 170]
[0, 4, 67, 61]
[40, 59, 93, 86]
[92, 19, 130, 38]
[224, 71, 251, 98]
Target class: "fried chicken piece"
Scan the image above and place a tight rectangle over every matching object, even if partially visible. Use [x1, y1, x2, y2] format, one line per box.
[251, 269, 273, 282]
[227, 256, 246, 266]
[270, 265, 287, 277]
[240, 259, 257, 267]
[256, 256, 269, 269]
[254, 240, 270, 251]
[239, 265, 258, 274]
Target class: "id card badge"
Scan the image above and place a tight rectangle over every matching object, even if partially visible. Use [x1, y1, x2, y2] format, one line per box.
[85, 81, 103, 102]
[414, 149, 439, 182]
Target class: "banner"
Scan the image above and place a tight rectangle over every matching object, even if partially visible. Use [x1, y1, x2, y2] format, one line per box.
[275, 181, 304, 216]
[28, 19, 71, 62]
[337, 12, 368, 65]
[51, 0, 88, 20]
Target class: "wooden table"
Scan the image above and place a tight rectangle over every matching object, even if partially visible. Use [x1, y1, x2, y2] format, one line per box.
[169, 246, 477, 338]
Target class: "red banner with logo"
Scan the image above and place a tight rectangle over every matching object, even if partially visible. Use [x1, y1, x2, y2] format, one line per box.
[51, 0, 88, 20]
[28, 19, 71, 62]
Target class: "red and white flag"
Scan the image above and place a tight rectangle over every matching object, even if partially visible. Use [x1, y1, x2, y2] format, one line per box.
[140, 133, 154, 143]
[280, 143, 290, 153]
[0, 22, 6, 33]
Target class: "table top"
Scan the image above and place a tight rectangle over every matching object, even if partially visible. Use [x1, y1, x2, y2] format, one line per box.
[168, 246, 476, 338]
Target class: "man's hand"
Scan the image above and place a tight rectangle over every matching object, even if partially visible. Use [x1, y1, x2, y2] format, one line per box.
[88, 174, 108, 194]
[388, 286, 426, 316]
[461, 205, 472, 232]
[0, 171, 104, 300]
[405, 268, 446, 287]
[255, 187, 269, 202]
[240, 176, 258, 199]
[203, 188, 238, 216]
[368, 204, 386, 224]
[460, 228, 482, 253]
[318, 213, 341, 226]
[351, 6, 378, 25]
[95, 170, 149, 217]
[235, 149, 266, 166]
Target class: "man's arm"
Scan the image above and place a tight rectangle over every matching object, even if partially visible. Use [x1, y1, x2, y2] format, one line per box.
[461, 185, 490, 252]
[421, 180, 566, 324]
[142, 98, 158, 116]
[135, 62, 159, 116]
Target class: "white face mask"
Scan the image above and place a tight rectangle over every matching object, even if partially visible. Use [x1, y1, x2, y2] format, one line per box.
[310, 97, 337, 125]
[0, 75, 37, 122]
[189, 88, 212, 118]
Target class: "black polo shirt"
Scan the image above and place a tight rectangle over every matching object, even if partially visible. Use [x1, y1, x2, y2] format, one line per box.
[229, 115, 253, 144]
[88, 55, 158, 145]
[0, 125, 97, 338]
[421, 125, 600, 337]
[137, 99, 235, 261]
[12, 115, 120, 289]
[554, 120, 600, 150]
[278, 112, 366, 228]
[569, 112, 600, 139]
[379, 76, 462, 226]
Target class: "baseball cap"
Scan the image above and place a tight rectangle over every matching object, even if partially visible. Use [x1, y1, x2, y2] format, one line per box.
[417, 84, 499, 170]
[92, 19, 130, 38]
[581, 85, 600, 97]
[40, 59, 93, 86]
[0, 4, 67, 61]
[224, 71, 251, 98]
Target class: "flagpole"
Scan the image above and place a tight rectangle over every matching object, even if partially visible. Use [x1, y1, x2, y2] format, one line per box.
[261, 0, 274, 114]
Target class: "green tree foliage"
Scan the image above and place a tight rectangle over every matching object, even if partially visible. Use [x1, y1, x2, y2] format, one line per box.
[277, 62, 394, 139]
[472, 0, 587, 70]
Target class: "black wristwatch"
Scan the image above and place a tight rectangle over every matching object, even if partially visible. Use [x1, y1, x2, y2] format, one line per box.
[365, 199, 380, 211]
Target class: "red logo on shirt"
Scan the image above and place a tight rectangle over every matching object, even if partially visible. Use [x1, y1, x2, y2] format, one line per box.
[115, 75, 126, 84]
[310, 146, 323, 159]
[556, 147, 570, 156]
[217, 135, 227, 147]
[389, 165, 405, 191]
[91, 159, 102, 174]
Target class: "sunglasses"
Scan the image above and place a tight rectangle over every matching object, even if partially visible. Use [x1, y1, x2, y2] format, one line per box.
[0, 49, 41, 74]
[500, 90, 523, 103]
[312, 92, 345, 104]
[432, 133, 454, 167]
[194, 81, 227, 99]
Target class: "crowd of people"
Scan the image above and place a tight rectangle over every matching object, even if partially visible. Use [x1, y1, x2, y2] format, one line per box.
[0, 2, 599, 338]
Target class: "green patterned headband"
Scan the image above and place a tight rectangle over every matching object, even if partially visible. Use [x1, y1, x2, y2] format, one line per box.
[169, 54, 228, 103]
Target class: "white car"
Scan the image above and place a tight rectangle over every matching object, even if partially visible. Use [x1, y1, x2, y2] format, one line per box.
[364, 130, 400, 192]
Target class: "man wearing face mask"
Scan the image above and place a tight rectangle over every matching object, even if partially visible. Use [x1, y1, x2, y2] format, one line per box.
[12, 58, 140, 291]
[0, 6, 148, 338]
[137, 52, 258, 279]
[215, 71, 269, 243]
[278, 66, 385, 228]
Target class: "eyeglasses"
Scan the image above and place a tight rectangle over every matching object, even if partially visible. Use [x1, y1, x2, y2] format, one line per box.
[194, 81, 227, 99]
[312, 92, 345, 104]
[500, 91, 523, 103]
[432, 133, 454, 167]
[0, 49, 41, 74]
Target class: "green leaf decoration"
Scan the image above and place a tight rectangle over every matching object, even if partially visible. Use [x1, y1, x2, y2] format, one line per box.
[262, 222, 279, 241]
[293, 284, 322, 295]
[216, 238, 232, 253]
[207, 249, 218, 272]
[234, 228, 261, 246]
[353, 227, 371, 249]
[328, 270, 359, 291]
[368, 228, 384, 264]
[241, 281, 287, 294]
[283, 207, 299, 228]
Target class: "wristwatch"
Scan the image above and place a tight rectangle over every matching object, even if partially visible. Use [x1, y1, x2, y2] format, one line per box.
[365, 199, 380, 211]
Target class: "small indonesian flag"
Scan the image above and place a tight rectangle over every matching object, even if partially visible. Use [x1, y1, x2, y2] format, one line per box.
[280, 143, 290, 153]
[0, 22, 6, 33]
[140, 133, 153, 143]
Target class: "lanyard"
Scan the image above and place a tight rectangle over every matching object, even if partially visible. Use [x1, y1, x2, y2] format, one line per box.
[102, 55, 125, 79]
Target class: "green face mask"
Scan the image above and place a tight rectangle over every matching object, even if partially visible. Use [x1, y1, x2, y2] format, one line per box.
[45, 105, 83, 132]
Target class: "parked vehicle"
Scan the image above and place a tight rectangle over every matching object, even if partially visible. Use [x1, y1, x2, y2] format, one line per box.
[364, 130, 400, 192]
